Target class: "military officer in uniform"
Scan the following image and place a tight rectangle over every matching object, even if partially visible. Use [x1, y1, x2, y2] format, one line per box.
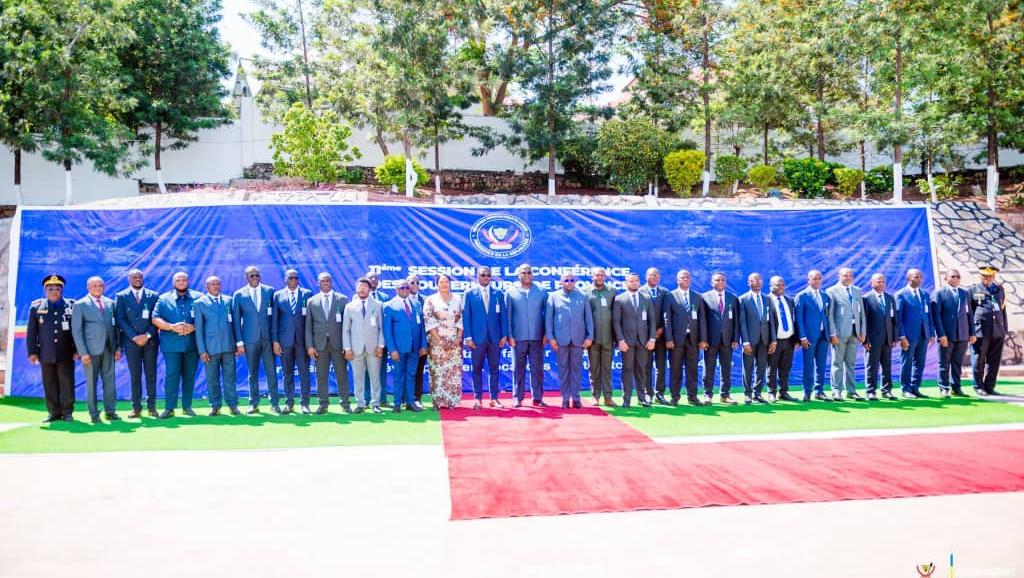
[26, 274, 78, 422]
[969, 266, 1008, 396]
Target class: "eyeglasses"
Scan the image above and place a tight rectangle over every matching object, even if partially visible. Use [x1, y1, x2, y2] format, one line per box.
[398, 286, 411, 290]
[949, 275, 960, 278]
[286, 276, 298, 280]
[479, 273, 491, 277]
[248, 273, 260, 278]
[563, 279, 576, 283]
[520, 272, 532, 275]
[410, 281, 420, 285]
[45, 286, 61, 291]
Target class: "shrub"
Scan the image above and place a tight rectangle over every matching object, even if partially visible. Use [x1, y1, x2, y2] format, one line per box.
[271, 103, 362, 183]
[714, 155, 748, 194]
[558, 133, 608, 188]
[782, 157, 830, 198]
[375, 154, 428, 188]
[833, 168, 864, 198]
[594, 117, 672, 194]
[915, 174, 962, 200]
[864, 165, 894, 196]
[747, 164, 776, 189]
[663, 150, 706, 197]
[824, 161, 845, 186]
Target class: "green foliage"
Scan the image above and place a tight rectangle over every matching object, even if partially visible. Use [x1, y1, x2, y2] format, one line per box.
[272, 102, 361, 183]
[915, 174, 962, 200]
[557, 133, 608, 188]
[782, 158, 830, 198]
[747, 164, 777, 189]
[595, 117, 672, 194]
[833, 167, 864, 197]
[714, 155, 748, 190]
[864, 165, 894, 196]
[375, 154, 428, 187]
[663, 150, 706, 197]
[824, 161, 845, 186]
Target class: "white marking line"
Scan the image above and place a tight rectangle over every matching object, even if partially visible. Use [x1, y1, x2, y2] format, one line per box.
[654, 422, 1024, 444]
[0, 423, 28, 434]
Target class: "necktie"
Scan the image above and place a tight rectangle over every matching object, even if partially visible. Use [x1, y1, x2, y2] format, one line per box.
[289, 291, 297, 313]
[218, 295, 223, 307]
[846, 286, 853, 304]
[815, 290, 822, 310]
[135, 291, 141, 304]
[879, 292, 885, 308]
[632, 293, 638, 309]
[717, 293, 724, 315]
[778, 296, 790, 331]
[361, 299, 367, 319]
[683, 292, 689, 310]
[323, 294, 331, 316]
[96, 298, 104, 313]
[756, 293, 763, 318]
[651, 287, 658, 300]
[482, 288, 489, 314]
[404, 299, 412, 318]
[252, 287, 260, 312]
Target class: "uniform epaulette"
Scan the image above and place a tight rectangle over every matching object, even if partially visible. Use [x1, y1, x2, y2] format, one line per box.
[31, 298, 44, 308]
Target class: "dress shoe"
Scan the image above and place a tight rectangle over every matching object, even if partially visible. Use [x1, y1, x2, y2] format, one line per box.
[532, 399, 547, 407]
[513, 400, 523, 408]
[209, 408, 221, 417]
[90, 415, 102, 424]
[407, 404, 423, 412]
[703, 394, 714, 405]
[604, 398, 618, 407]
[229, 407, 241, 416]
[720, 395, 738, 405]
[106, 412, 122, 421]
[882, 392, 898, 400]
[572, 400, 583, 409]
[63, 415, 74, 422]
[147, 409, 159, 418]
[940, 391, 951, 399]
[916, 391, 930, 398]
[181, 408, 195, 417]
[687, 397, 703, 407]
[848, 393, 866, 401]
[655, 394, 670, 405]
[281, 405, 293, 415]
[743, 396, 753, 405]
[952, 390, 969, 397]
[561, 400, 570, 409]
[988, 389, 1002, 396]
[621, 400, 631, 408]
[353, 405, 365, 414]
[341, 403, 353, 414]
[831, 394, 845, 402]
[490, 399, 504, 409]
[669, 397, 680, 406]
[393, 406, 402, 414]
[779, 393, 798, 402]
[802, 394, 812, 402]
[271, 405, 282, 415]
[472, 401, 482, 410]
[372, 405, 382, 414]
[974, 388, 988, 397]
[159, 409, 175, 419]
[301, 404, 312, 414]
[753, 396, 768, 404]
[867, 393, 878, 401]
[42, 415, 58, 424]
[247, 406, 260, 415]
[814, 393, 831, 402]
[412, 401, 424, 411]
[127, 410, 142, 419]
[315, 405, 329, 415]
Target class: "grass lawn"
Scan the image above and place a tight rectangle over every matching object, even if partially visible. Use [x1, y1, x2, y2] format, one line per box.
[1, 380, 1021, 454]
[608, 379, 1024, 438]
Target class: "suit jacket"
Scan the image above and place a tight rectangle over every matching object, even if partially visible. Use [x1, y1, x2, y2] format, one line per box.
[232, 283, 275, 344]
[612, 291, 655, 346]
[826, 283, 867, 340]
[71, 295, 118, 356]
[932, 286, 971, 342]
[895, 285, 934, 341]
[768, 293, 799, 344]
[639, 284, 669, 335]
[26, 297, 77, 363]
[114, 287, 159, 348]
[272, 287, 312, 348]
[967, 282, 1008, 339]
[663, 288, 706, 346]
[305, 291, 347, 351]
[738, 290, 775, 347]
[507, 284, 547, 342]
[863, 291, 897, 346]
[194, 293, 236, 356]
[462, 285, 508, 344]
[343, 297, 384, 354]
[795, 288, 831, 343]
[383, 297, 425, 353]
[545, 289, 593, 346]
[701, 290, 740, 347]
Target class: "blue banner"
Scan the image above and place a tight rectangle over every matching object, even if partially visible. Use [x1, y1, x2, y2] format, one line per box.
[8, 204, 937, 400]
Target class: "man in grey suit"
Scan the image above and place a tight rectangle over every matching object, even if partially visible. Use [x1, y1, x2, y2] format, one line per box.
[639, 267, 670, 404]
[738, 272, 775, 404]
[71, 276, 122, 423]
[613, 273, 656, 408]
[232, 265, 280, 413]
[305, 272, 351, 414]
[344, 277, 385, 413]
[827, 267, 867, 400]
[195, 276, 241, 416]
[545, 273, 594, 409]
[664, 269, 708, 406]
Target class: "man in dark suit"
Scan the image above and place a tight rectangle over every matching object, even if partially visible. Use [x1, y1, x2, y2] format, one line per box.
[305, 272, 351, 413]
[72, 276, 122, 423]
[115, 268, 160, 418]
[701, 272, 740, 404]
[26, 274, 78, 423]
[463, 266, 509, 409]
[895, 268, 935, 398]
[233, 265, 279, 413]
[767, 276, 798, 402]
[408, 274, 428, 405]
[273, 269, 312, 413]
[796, 269, 832, 401]
[968, 266, 1008, 396]
[932, 269, 972, 398]
[664, 269, 707, 406]
[640, 268, 670, 404]
[613, 273, 656, 408]
[738, 272, 775, 404]
[862, 273, 899, 400]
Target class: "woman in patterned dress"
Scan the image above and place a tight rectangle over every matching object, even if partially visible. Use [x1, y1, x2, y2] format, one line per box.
[424, 274, 464, 409]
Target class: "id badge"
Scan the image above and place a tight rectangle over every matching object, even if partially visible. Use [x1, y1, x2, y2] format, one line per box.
[889, 308, 894, 318]
[370, 316, 377, 327]
[601, 297, 608, 307]
[142, 308, 150, 319]
[111, 316, 117, 326]
[228, 313, 233, 323]
[495, 304, 501, 314]
[301, 307, 307, 316]
[61, 321, 70, 331]
[267, 306, 273, 316]
[641, 310, 648, 321]
[416, 315, 421, 324]
[728, 310, 733, 320]
[924, 304, 929, 314]
[190, 309, 195, 320]
[692, 310, 698, 320]
[335, 312, 342, 323]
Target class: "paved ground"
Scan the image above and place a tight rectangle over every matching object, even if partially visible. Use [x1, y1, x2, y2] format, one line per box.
[2, 444, 1021, 578]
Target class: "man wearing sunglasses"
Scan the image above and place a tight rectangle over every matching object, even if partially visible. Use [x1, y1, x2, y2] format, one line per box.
[383, 281, 426, 412]
[233, 266, 280, 413]
[463, 266, 509, 409]
[546, 273, 594, 409]
[26, 274, 79, 423]
[407, 275, 428, 408]
[273, 269, 313, 413]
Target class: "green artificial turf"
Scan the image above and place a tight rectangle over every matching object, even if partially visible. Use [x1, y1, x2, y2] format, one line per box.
[0, 397, 441, 454]
[607, 380, 1024, 438]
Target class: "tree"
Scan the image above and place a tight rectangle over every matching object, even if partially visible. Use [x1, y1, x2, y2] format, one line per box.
[244, 0, 322, 121]
[594, 117, 671, 194]
[118, 0, 232, 194]
[271, 101, 360, 183]
[461, 0, 536, 116]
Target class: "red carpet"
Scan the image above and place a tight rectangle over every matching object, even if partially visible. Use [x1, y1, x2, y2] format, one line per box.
[440, 405, 1024, 520]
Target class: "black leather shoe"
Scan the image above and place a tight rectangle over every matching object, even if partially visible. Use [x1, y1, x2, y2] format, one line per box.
[952, 390, 969, 397]
[42, 415, 58, 424]
[340, 403, 353, 414]
[655, 394, 670, 405]
[670, 397, 680, 406]
[814, 393, 831, 402]
[271, 405, 282, 414]
[882, 392, 898, 400]
[147, 409, 159, 418]
[229, 407, 241, 416]
[988, 389, 1002, 396]
[561, 400, 570, 409]
[353, 406, 365, 414]
[182, 408, 197, 417]
[407, 404, 423, 412]
[513, 400, 523, 408]
[571, 400, 582, 409]
[315, 406, 328, 415]
[209, 408, 221, 417]
[301, 404, 312, 414]
[779, 393, 798, 402]
[159, 409, 175, 419]
[247, 406, 260, 415]
[62, 415, 74, 422]
[753, 396, 768, 404]
[90, 415, 101, 424]
[621, 400, 631, 408]
[915, 391, 930, 398]
[687, 398, 704, 407]
[106, 413, 122, 421]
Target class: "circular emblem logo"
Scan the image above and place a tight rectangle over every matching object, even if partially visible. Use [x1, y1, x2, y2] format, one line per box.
[469, 214, 532, 259]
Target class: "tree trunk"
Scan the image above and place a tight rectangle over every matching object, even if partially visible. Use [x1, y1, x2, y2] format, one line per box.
[701, 12, 711, 197]
[374, 126, 389, 157]
[893, 25, 903, 203]
[762, 122, 769, 165]
[402, 132, 415, 197]
[13, 146, 22, 204]
[434, 129, 441, 196]
[815, 74, 825, 162]
[985, 11, 999, 210]
[155, 120, 167, 194]
[546, 4, 556, 196]
[297, 0, 313, 109]
[62, 66, 73, 205]
[859, 140, 866, 199]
